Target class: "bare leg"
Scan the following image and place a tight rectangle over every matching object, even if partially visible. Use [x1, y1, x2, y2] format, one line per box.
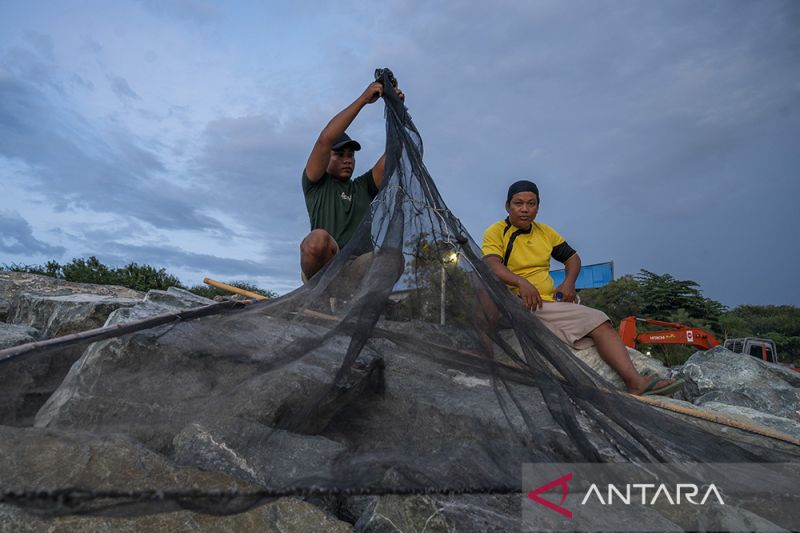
[588, 321, 675, 394]
[300, 229, 338, 281]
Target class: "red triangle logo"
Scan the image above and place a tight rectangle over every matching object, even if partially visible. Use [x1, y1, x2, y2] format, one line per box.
[527, 472, 573, 518]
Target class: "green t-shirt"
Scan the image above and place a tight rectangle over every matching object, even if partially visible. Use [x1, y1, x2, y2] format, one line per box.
[302, 169, 379, 248]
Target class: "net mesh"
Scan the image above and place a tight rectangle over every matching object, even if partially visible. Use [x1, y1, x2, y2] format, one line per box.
[2, 70, 798, 519]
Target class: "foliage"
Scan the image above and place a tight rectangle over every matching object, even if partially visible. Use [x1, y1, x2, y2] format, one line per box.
[579, 275, 642, 324]
[582, 270, 799, 365]
[391, 234, 473, 327]
[1, 257, 273, 298]
[720, 305, 800, 365]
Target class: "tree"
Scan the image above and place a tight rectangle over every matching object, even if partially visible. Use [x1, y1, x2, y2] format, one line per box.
[2, 256, 273, 298]
[391, 233, 473, 327]
[578, 275, 643, 325]
[113, 262, 184, 292]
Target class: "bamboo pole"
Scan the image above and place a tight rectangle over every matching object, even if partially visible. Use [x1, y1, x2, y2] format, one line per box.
[632, 394, 800, 446]
[0, 300, 241, 366]
[203, 278, 268, 300]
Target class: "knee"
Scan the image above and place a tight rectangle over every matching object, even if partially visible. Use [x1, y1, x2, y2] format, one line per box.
[301, 230, 334, 259]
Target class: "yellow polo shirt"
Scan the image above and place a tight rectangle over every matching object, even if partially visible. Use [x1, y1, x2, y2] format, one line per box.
[481, 219, 567, 302]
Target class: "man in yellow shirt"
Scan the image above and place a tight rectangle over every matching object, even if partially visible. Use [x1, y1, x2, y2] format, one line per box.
[482, 180, 682, 396]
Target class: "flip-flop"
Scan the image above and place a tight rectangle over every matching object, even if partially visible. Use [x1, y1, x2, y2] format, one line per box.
[642, 378, 685, 397]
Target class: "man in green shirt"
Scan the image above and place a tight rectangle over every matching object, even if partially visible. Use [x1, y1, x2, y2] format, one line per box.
[300, 80, 404, 281]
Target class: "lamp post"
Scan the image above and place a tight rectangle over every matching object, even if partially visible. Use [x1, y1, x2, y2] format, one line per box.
[440, 251, 459, 326]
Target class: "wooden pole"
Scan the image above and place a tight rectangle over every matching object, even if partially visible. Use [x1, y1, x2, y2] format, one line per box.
[203, 277, 268, 300]
[0, 300, 241, 366]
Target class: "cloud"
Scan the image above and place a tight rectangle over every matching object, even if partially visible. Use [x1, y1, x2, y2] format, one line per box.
[0, 64, 230, 234]
[0, 210, 65, 257]
[135, 0, 223, 26]
[108, 74, 140, 101]
[96, 242, 286, 278]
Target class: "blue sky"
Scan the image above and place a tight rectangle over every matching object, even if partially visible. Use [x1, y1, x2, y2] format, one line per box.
[1, 0, 798, 306]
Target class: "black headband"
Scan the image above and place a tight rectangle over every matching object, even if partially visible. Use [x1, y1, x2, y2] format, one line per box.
[506, 180, 539, 203]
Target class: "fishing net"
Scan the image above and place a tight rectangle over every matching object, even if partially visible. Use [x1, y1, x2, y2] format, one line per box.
[1, 70, 798, 523]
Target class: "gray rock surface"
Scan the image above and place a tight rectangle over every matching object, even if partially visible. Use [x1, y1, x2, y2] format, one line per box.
[0, 281, 211, 427]
[681, 346, 800, 422]
[35, 315, 386, 453]
[8, 292, 141, 338]
[1, 290, 140, 426]
[2, 275, 799, 528]
[699, 401, 800, 440]
[0, 272, 142, 322]
[0, 499, 353, 533]
[355, 494, 530, 533]
[173, 418, 347, 488]
[0, 425, 352, 532]
[0, 322, 39, 349]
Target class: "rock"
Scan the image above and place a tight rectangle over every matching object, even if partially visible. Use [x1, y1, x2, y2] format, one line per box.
[0, 322, 39, 349]
[0, 284, 213, 427]
[354, 494, 529, 533]
[681, 346, 800, 422]
[0, 499, 353, 533]
[0, 425, 352, 532]
[173, 418, 347, 489]
[144, 287, 216, 309]
[0, 323, 42, 426]
[698, 401, 800, 441]
[354, 495, 450, 532]
[0, 425, 244, 494]
[35, 314, 386, 453]
[570, 345, 670, 390]
[0, 272, 142, 322]
[1, 293, 139, 426]
[8, 292, 141, 338]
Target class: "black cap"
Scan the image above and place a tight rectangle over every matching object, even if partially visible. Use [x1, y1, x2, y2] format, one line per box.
[332, 133, 361, 151]
[506, 180, 540, 203]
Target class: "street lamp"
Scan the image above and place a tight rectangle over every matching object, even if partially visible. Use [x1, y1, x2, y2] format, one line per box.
[440, 251, 459, 326]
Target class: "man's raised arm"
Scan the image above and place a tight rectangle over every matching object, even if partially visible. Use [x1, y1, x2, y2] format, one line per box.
[304, 82, 384, 182]
[369, 87, 404, 189]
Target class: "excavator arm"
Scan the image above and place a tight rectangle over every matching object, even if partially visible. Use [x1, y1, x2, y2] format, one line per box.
[619, 316, 720, 351]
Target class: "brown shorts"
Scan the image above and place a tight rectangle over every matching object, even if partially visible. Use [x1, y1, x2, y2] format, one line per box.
[533, 302, 610, 349]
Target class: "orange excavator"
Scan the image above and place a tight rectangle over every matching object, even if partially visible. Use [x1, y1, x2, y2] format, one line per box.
[618, 316, 720, 351]
[618, 316, 800, 372]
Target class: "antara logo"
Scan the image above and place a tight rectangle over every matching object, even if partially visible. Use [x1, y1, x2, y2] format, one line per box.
[527, 473, 725, 518]
[528, 472, 573, 518]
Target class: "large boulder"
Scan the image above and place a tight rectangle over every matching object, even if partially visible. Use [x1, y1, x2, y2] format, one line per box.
[0, 285, 210, 427]
[8, 292, 141, 338]
[35, 313, 386, 454]
[680, 346, 800, 422]
[0, 499, 352, 533]
[0, 272, 142, 322]
[1, 292, 141, 427]
[0, 426, 351, 532]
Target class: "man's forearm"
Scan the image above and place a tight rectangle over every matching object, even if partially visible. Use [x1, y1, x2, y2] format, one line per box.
[317, 98, 367, 146]
[485, 256, 524, 287]
[563, 253, 581, 287]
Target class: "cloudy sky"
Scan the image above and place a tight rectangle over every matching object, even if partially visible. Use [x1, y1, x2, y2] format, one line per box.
[1, 1, 798, 307]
